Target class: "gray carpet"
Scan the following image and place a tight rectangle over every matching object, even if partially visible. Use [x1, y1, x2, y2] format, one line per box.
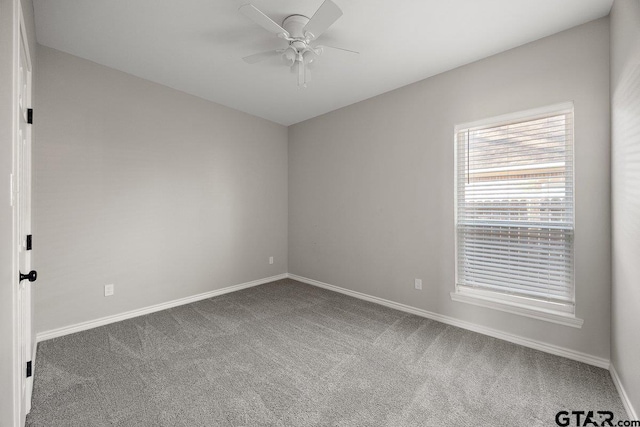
[26, 279, 626, 426]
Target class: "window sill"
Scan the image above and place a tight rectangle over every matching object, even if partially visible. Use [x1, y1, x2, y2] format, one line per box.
[450, 291, 583, 329]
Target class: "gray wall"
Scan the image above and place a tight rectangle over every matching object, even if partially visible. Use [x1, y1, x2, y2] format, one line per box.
[0, 0, 36, 425]
[34, 46, 288, 333]
[611, 0, 640, 415]
[289, 18, 611, 360]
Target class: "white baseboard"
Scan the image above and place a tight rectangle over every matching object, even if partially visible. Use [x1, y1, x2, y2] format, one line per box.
[610, 363, 638, 420]
[288, 273, 610, 369]
[36, 271, 611, 372]
[36, 273, 288, 342]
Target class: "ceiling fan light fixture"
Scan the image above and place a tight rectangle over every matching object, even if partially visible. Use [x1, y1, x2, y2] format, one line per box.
[282, 47, 297, 67]
[302, 50, 316, 65]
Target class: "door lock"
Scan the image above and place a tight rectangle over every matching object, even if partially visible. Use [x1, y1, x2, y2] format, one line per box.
[19, 270, 37, 283]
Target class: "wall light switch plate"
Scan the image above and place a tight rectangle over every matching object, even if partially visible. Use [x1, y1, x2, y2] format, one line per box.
[415, 279, 422, 290]
[104, 284, 114, 297]
[269, 256, 274, 265]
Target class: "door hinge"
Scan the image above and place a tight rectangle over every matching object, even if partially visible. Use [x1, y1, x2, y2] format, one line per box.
[27, 108, 33, 124]
[26, 361, 32, 378]
[26, 235, 32, 251]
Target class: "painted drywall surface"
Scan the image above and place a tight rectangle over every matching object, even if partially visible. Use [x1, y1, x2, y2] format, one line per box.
[611, 0, 640, 415]
[289, 18, 611, 359]
[0, 0, 36, 425]
[34, 46, 288, 333]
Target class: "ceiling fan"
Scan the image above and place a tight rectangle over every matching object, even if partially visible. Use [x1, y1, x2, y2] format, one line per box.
[239, 0, 358, 87]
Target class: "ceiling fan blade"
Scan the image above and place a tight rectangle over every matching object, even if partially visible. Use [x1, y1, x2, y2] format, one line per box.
[316, 45, 359, 55]
[303, 0, 343, 40]
[239, 4, 290, 38]
[242, 50, 280, 64]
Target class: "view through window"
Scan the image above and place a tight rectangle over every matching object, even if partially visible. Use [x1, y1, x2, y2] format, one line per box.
[455, 105, 575, 315]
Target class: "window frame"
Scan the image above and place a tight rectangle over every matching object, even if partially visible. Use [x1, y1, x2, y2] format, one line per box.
[451, 102, 582, 328]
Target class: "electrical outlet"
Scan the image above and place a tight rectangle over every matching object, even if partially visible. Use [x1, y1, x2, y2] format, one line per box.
[269, 256, 274, 265]
[414, 279, 422, 290]
[104, 284, 114, 297]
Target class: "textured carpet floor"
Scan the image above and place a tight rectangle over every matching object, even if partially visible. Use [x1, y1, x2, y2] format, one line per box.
[27, 279, 626, 426]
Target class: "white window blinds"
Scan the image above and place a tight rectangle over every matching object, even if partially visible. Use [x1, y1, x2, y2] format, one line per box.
[455, 105, 575, 311]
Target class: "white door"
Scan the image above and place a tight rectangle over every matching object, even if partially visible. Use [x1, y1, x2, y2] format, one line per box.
[14, 8, 35, 424]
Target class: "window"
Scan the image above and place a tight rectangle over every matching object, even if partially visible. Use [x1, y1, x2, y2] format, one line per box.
[452, 103, 581, 327]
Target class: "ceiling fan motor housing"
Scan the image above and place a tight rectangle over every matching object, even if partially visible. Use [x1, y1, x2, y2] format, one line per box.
[282, 15, 311, 39]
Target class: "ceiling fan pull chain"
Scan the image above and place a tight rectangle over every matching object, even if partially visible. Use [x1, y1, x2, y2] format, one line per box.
[298, 61, 305, 87]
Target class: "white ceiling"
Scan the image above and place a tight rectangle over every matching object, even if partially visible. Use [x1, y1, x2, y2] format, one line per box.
[33, 0, 613, 126]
